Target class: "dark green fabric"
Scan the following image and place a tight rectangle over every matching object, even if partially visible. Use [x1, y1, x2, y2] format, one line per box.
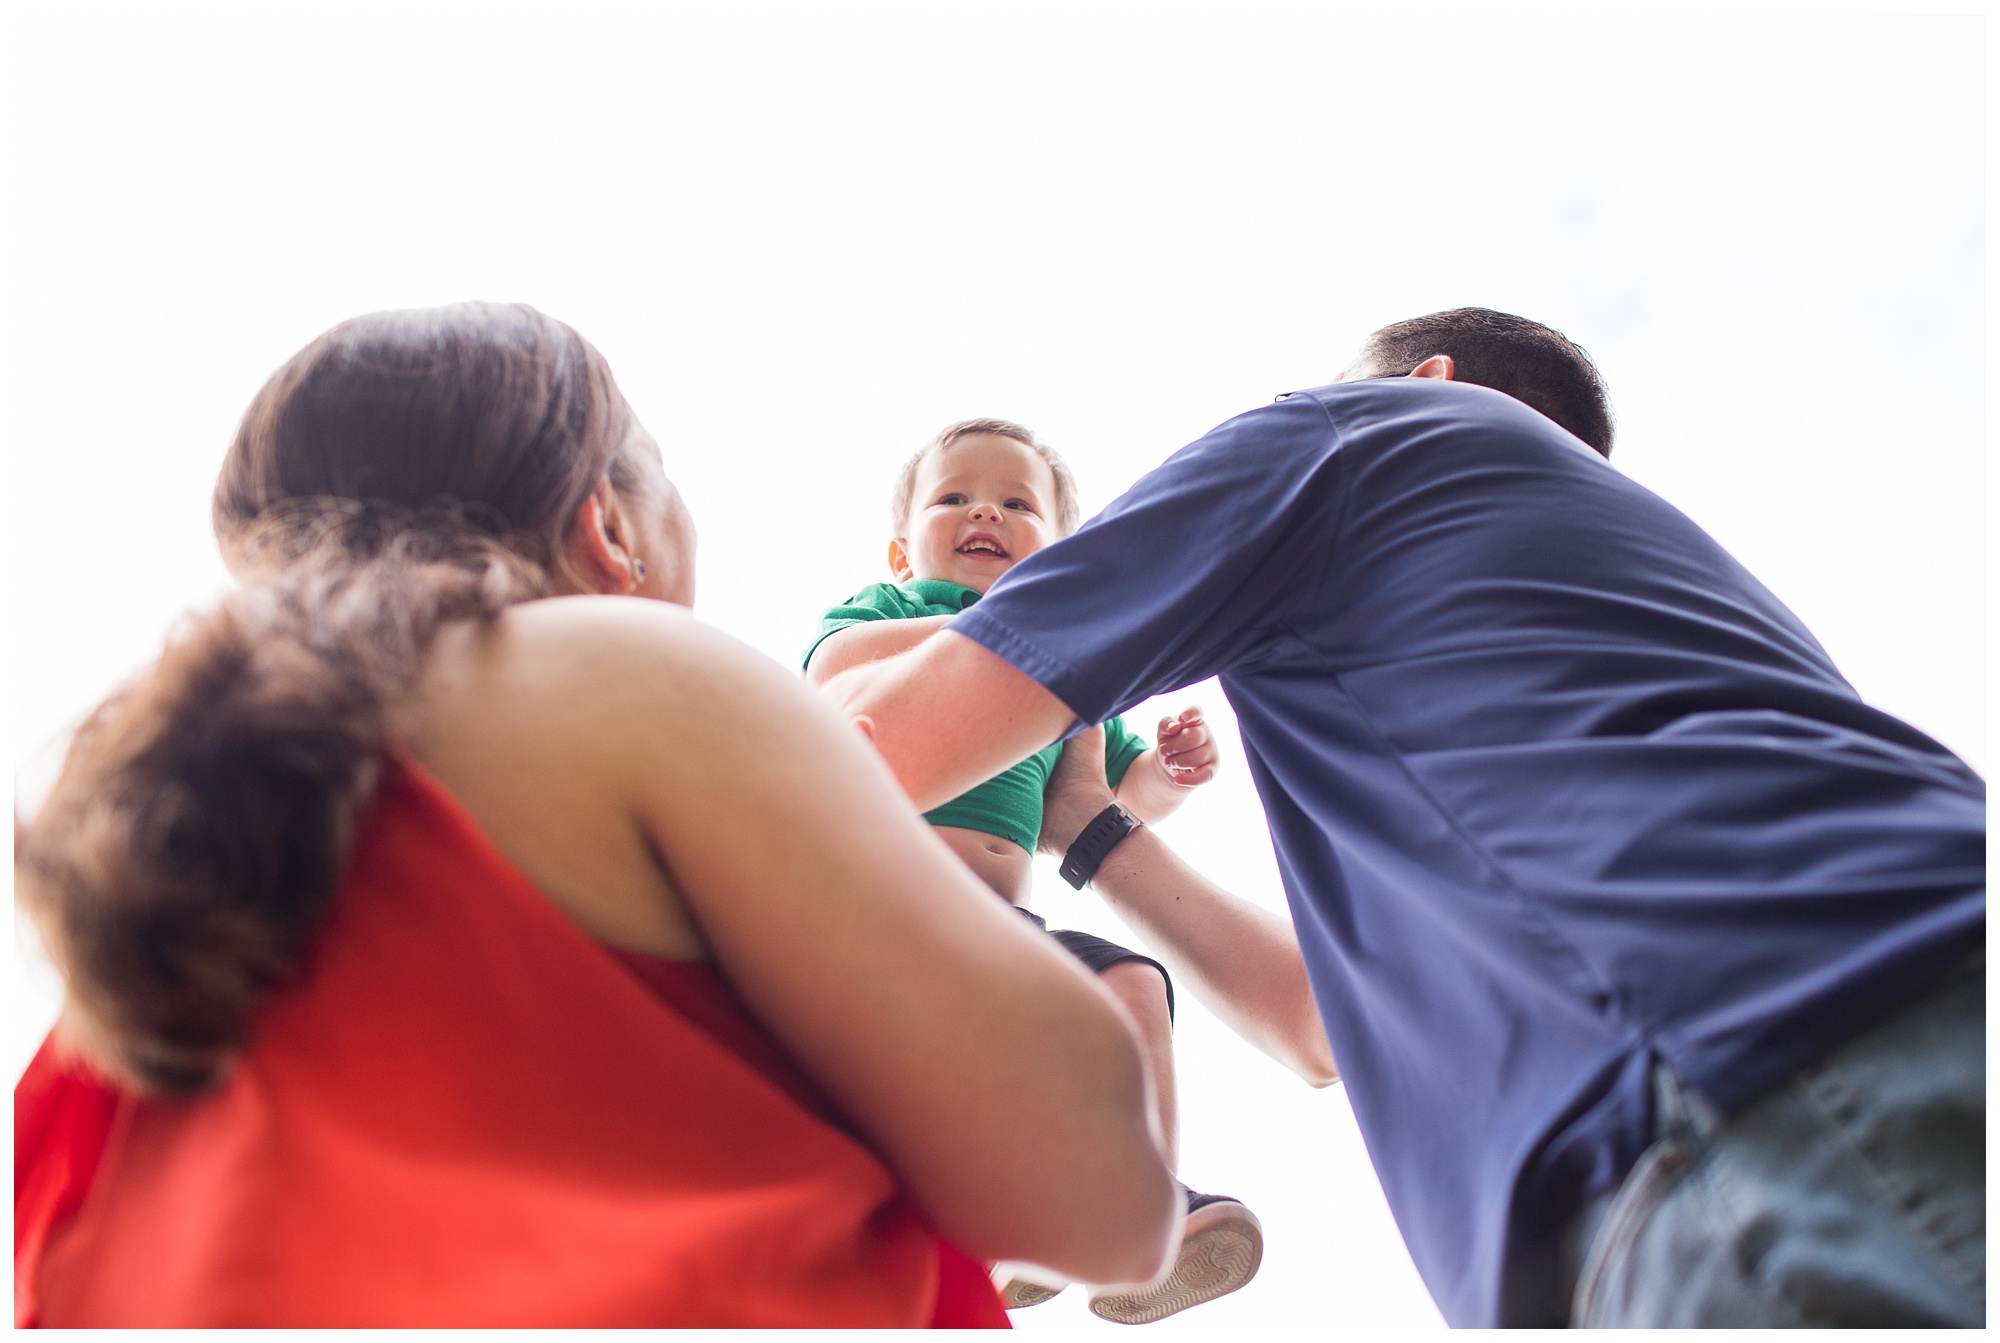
[806, 579, 1150, 851]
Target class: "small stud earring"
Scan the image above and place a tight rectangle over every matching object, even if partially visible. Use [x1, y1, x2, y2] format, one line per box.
[633, 558, 648, 581]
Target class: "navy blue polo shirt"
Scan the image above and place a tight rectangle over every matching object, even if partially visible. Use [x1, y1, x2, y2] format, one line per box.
[949, 378, 1984, 1326]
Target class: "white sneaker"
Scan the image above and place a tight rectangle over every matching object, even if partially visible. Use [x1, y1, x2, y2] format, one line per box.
[1086, 1190, 1263, 1325]
[991, 1260, 1069, 1310]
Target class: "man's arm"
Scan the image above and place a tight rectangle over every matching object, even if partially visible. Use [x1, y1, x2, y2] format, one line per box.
[823, 629, 1076, 811]
[804, 615, 955, 687]
[1044, 729, 1338, 1087]
[1088, 831, 1338, 1086]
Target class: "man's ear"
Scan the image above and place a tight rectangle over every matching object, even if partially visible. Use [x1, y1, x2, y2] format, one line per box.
[887, 538, 915, 581]
[565, 479, 642, 594]
[1408, 354, 1455, 381]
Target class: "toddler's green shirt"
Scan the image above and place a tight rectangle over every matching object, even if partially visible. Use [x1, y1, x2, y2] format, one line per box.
[806, 578, 1150, 852]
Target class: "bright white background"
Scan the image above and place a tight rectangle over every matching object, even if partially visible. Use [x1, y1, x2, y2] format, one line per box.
[7, 5, 1985, 1334]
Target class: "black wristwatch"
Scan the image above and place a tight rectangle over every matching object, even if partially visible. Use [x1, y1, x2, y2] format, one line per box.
[1059, 802, 1145, 889]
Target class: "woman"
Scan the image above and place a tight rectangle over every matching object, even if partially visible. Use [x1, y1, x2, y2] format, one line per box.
[13, 303, 1179, 1327]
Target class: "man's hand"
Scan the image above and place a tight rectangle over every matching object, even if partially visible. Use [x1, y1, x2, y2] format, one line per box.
[1155, 708, 1218, 788]
[1039, 726, 1115, 856]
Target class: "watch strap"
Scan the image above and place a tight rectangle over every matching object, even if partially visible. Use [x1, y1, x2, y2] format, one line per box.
[1059, 802, 1144, 889]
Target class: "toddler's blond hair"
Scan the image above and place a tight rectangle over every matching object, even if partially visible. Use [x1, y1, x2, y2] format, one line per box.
[890, 419, 1081, 539]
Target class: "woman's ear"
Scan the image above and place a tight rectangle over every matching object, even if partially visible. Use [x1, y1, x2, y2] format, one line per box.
[563, 478, 642, 594]
[887, 538, 915, 581]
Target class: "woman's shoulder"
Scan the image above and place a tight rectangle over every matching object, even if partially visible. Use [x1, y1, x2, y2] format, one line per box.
[415, 596, 821, 766]
[497, 596, 775, 684]
[502, 592, 708, 641]
[401, 597, 824, 959]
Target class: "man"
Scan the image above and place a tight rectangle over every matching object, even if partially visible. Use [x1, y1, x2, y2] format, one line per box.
[826, 309, 1985, 1326]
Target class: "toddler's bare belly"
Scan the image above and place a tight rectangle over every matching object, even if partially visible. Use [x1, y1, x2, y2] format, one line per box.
[933, 825, 1033, 905]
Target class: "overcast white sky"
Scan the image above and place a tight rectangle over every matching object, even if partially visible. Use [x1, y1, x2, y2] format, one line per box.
[7, 6, 1985, 1334]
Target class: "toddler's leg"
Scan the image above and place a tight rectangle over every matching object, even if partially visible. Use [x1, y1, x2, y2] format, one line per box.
[1087, 964, 1265, 1324]
[989, 966, 1175, 1318]
[1098, 960, 1179, 1172]
[1026, 915, 1180, 1166]
[1009, 914, 1263, 1322]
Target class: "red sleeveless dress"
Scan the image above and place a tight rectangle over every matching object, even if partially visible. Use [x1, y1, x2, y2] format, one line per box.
[13, 761, 1006, 1328]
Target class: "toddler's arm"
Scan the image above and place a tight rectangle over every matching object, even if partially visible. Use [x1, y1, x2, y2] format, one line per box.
[1114, 708, 1219, 823]
[806, 615, 957, 687]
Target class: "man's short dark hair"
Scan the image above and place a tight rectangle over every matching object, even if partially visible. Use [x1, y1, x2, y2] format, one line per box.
[1358, 308, 1615, 457]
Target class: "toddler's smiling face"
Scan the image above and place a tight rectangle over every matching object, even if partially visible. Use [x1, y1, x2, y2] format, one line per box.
[890, 433, 1060, 594]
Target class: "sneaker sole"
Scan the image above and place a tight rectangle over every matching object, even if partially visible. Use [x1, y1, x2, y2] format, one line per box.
[990, 1261, 1068, 1310]
[1087, 1207, 1263, 1325]
[1000, 1277, 1066, 1309]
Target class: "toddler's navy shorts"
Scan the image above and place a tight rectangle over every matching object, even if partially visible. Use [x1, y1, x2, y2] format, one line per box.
[1016, 908, 1174, 1023]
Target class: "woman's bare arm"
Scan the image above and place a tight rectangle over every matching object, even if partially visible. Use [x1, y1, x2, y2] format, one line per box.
[1044, 730, 1338, 1087]
[804, 615, 955, 686]
[551, 601, 1178, 1282]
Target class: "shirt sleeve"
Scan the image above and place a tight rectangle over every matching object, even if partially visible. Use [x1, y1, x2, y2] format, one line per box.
[802, 583, 930, 671]
[1102, 715, 1150, 790]
[948, 396, 1346, 724]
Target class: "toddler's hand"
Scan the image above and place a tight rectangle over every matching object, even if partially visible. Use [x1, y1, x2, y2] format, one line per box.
[1156, 708, 1218, 788]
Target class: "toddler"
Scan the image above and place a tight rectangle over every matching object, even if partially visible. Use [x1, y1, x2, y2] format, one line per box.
[804, 419, 1262, 1324]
